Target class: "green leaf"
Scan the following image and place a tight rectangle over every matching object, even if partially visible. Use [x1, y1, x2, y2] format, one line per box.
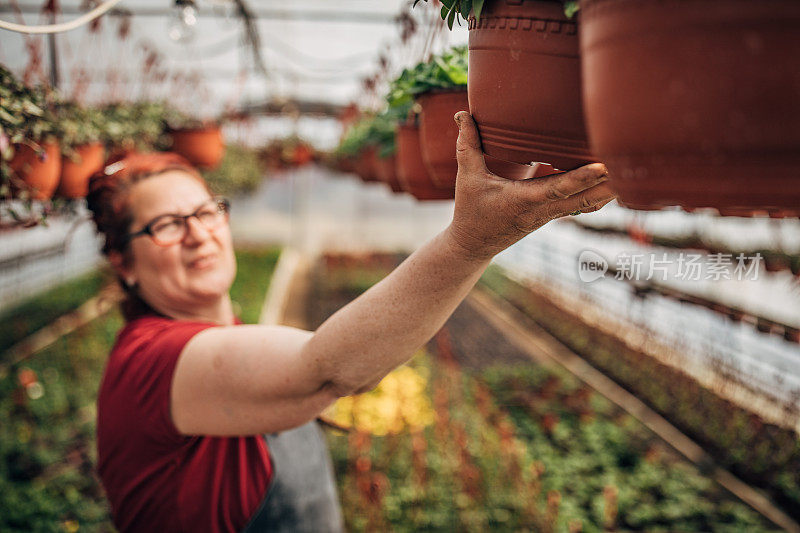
[447, 4, 456, 30]
[441, 4, 449, 20]
[460, 0, 472, 19]
[473, 0, 485, 22]
[564, 1, 579, 19]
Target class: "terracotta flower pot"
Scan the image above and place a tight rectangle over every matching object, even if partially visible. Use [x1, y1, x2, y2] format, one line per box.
[417, 89, 470, 190]
[484, 153, 561, 181]
[355, 146, 381, 183]
[58, 142, 105, 198]
[468, 0, 592, 170]
[396, 122, 454, 201]
[169, 126, 225, 169]
[581, 0, 800, 214]
[9, 142, 61, 200]
[375, 155, 405, 194]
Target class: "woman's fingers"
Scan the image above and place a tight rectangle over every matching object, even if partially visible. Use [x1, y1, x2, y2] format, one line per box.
[454, 111, 489, 177]
[523, 162, 609, 202]
[542, 181, 617, 220]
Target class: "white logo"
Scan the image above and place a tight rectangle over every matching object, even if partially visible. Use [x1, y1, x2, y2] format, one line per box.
[578, 250, 608, 283]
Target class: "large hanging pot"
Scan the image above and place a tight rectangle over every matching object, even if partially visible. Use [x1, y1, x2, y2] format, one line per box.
[9, 142, 62, 200]
[581, 0, 800, 215]
[468, 0, 592, 170]
[58, 142, 105, 199]
[375, 154, 405, 194]
[417, 89, 470, 190]
[396, 122, 454, 201]
[169, 125, 225, 170]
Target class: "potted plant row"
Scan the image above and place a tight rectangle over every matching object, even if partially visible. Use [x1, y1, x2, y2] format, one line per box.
[420, 0, 799, 216]
[1, 65, 61, 201]
[1, 64, 228, 209]
[389, 46, 471, 191]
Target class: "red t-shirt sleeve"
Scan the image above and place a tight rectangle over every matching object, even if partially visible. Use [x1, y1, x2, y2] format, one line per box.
[125, 319, 217, 446]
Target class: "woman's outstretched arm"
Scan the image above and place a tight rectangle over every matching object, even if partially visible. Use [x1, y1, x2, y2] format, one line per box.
[171, 112, 615, 436]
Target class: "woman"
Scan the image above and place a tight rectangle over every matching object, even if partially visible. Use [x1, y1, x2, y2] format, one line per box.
[88, 112, 615, 532]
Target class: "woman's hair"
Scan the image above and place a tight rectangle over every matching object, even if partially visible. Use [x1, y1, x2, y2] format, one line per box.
[86, 151, 211, 321]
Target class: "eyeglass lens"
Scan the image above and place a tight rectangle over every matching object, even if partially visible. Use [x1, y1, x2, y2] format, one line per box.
[151, 200, 229, 244]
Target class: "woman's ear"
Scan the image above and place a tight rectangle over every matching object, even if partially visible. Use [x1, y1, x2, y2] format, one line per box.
[108, 250, 136, 288]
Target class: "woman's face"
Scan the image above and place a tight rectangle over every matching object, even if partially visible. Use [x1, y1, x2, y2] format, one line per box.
[119, 170, 237, 316]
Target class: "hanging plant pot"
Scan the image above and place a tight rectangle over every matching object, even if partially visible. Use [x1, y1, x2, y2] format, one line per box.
[396, 122, 454, 201]
[169, 125, 225, 169]
[58, 142, 105, 199]
[417, 89, 470, 190]
[375, 155, 404, 194]
[9, 142, 62, 200]
[355, 146, 381, 183]
[484, 153, 561, 181]
[468, 0, 592, 170]
[581, 0, 800, 215]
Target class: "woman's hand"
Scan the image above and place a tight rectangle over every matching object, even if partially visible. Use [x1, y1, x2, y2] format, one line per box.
[446, 111, 617, 262]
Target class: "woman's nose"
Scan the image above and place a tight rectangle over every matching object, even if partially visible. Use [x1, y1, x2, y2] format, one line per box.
[183, 215, 213, 244]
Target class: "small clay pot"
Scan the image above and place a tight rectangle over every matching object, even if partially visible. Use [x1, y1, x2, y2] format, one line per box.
[581, 0, 800, 214]
[9, 142, 62, 200]
[468, 0, 592, 170]
[169, 126, 225, 169]
[417, 89, 469, 190]
[375, 154, 404, 194]
[355, 146, 381, 183]
[58, 142, 105, 198]
[396, 121, 454, 201]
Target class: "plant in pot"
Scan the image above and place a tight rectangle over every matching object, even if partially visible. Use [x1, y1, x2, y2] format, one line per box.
[55, 101, 106, 199]
[415, 0, 591, 174]
[0, 65, 61, 202]
[390, 44, 557, 190]
[366, 108, 407, 194]
[102, 101, 170, 161]
[389, 46, 470, 190]
[335, 116, 380, 183]
[201, 143, 265, 197]
[164, 106, 225, 170]
[579, 0, 800, 216]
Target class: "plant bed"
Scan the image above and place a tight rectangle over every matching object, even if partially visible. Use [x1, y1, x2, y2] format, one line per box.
[0, 269, 110, 356]
[479, 266, 800, 521]
[580, 0, 800, 215]
[309, 253, 780, 531]
[468, 0, 593, 170]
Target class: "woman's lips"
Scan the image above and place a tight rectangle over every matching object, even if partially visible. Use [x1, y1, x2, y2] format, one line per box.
[188, 254, 217, 270]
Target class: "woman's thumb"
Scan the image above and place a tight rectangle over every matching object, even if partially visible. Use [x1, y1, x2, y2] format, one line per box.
[454, 111, 488, 175]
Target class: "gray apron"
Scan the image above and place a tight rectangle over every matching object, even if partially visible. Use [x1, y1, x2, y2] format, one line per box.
[241, 420, 344, 533]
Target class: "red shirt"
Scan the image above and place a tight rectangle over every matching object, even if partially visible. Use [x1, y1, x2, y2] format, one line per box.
[97, 316, 272, 532]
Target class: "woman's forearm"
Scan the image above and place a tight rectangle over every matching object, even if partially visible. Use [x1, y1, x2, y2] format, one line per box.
[301, 111, 614, 398]
[302, 226, 491, 396]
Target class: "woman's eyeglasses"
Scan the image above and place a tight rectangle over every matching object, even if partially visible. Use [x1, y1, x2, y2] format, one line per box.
[123, 197, 231, 247]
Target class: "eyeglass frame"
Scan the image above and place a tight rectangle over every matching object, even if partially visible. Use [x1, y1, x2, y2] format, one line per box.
[121, 197, 231, 247]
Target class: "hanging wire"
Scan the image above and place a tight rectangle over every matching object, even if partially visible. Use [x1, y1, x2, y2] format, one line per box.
[0, 0, 123, 34]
